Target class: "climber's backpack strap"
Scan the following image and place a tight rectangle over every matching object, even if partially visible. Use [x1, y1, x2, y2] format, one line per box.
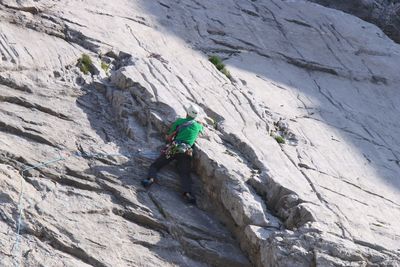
[166, 120, 195, 143]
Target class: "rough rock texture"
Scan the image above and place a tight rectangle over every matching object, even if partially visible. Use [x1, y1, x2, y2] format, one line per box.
[0, 0, 400, 266]
[307, 0, 400, 43]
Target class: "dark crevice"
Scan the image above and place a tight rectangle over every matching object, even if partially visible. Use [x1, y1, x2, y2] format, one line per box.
[280, 147, 351, 238]
[58, 175, 102, 193]
[0, 76, 33, 93]
[281, 54, 339, 76]
[284, 18, 312, 28]
[0, 3, 40, 14]
[158, 2, 170, 9]
[64, 26, 101, 53]
[111, 207, 168, 233]
[317, 185, 369, 206]
[241, 9, 260, 17]
[0, 95, 72, 121]
[53, 16, 87, 28]
[0, 121, 57, 147]
[25, 226, 105, 267]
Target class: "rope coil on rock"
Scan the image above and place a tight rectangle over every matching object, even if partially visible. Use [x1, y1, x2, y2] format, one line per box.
[11, 149, 159, 266]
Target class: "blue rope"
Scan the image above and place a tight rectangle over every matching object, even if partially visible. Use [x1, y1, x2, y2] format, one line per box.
[11, 149, 159, 266]
[12, 153, 66, 267]
[73, 150, 160, 159]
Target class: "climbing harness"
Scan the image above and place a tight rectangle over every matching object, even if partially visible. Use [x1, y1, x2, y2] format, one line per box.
[162, 141, 193, 159]
[10, 149, 158, 267]
[163, 119, 196, 158]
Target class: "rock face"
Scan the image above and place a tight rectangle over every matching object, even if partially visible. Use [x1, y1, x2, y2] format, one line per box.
[308, 0, 400, 43]
[1, 0, 400, 266]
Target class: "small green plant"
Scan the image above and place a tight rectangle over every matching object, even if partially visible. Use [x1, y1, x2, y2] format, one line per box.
[78, 54, 92, 75]
[221, 68, 232, 79]
[101, 61, 110, 73]
[213, 119, 218, 129]
[209, 55, 232, 79]
[209, 55, 225, 70]
[275, 136, 285, 144]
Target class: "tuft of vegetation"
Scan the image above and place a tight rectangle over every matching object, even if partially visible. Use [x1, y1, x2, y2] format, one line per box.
[275, 136, 285, 144]
[101, 61, 110, 73]
[221, 68, 232, 79]
[78, 54, 92, 75]
[209, 55, 232, 79]
[212, 119, 218, 129]
[209, 55, 225, 70]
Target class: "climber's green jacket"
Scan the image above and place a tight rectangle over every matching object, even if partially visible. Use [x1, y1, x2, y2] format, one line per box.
[168, 117, 203, 146]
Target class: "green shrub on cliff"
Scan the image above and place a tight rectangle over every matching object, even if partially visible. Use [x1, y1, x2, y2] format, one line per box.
[78, 54, 92, 75]
[209, 55, 232, 79]
[275, 136, 285, 144]
[101, 61, 110, 73]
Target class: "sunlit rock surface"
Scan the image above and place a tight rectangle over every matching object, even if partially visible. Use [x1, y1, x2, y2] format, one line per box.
[0, 0, 399, 266]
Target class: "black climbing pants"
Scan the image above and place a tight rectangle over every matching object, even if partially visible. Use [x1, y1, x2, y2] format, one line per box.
[147, 153, 193, 193]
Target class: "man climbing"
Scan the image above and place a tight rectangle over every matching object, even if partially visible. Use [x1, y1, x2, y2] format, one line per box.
[141, 104, 204, 204]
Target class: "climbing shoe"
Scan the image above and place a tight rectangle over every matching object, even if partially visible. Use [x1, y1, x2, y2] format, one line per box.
[141, 178, 155, 189]
[183, 192, 196, 205]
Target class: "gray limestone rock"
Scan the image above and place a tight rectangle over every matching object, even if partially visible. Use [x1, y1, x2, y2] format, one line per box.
[308, 0, 400, 43]
[0, 0, 400, 266]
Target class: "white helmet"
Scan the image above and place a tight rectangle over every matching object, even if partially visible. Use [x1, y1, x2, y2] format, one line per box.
[186, 104, 200, 119]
